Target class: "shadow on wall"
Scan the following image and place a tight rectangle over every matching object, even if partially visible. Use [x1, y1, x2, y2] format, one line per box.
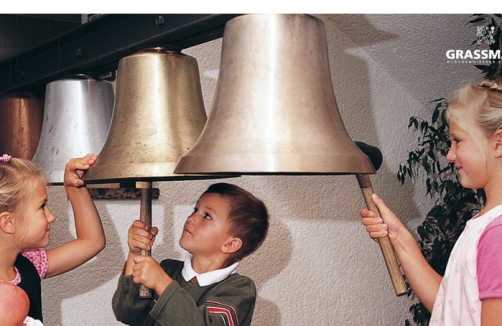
[41, 188, 124, 325]
[318, 14, 427, 228]
[239, 217, 292, 326]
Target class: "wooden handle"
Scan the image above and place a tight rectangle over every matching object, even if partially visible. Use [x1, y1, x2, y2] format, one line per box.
[137, 181, 153, 299]
[356, 174, 407, 296]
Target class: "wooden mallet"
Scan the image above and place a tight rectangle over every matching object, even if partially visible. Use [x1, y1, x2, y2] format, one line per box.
[355, 141, 407, 296]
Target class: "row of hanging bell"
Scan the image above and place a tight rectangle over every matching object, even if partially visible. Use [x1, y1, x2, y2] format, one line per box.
[17, 14, 374, 186]
[82, 14, 373, 183]
[0, 76, 113, 182]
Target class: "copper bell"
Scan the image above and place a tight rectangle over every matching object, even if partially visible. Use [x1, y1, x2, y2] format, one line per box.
[0, 93, 44, 160]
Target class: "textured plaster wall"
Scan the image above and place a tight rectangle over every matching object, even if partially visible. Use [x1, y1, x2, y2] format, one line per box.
[40, 14, 479, 325]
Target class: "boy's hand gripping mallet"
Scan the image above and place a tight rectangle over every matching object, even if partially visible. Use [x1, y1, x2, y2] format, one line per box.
[355, 141, 407, 296]
[137, 181, 153, 298]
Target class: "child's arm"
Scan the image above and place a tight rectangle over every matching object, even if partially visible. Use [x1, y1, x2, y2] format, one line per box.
[482, 299, 502, 325]
[360, 193, 442, 312]
[45, 154, 106, 278]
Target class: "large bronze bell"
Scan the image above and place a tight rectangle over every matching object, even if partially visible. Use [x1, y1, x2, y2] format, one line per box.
[83, 48, 209, 183]
[32, 74, 114, 184]
[174, 14, 374, 175]
[0, 93, 44, 160]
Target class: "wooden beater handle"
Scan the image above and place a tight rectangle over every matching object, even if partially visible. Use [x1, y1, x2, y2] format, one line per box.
[356, 174, 407, 296]
[137, 181, 153, 299]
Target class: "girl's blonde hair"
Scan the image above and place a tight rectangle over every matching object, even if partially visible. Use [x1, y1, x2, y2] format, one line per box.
[446, 78, 502, 137]
[0, 157, 48, 213]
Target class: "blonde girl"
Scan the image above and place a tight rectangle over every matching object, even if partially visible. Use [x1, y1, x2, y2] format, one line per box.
[361, 78, 502, 326]
[0, 154, 105, 322]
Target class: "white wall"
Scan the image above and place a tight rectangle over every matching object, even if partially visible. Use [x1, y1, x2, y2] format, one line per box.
[41, 14, 480, 325]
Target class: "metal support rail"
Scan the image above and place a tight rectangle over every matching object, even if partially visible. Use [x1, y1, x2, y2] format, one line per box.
[0, 14, 241, 97]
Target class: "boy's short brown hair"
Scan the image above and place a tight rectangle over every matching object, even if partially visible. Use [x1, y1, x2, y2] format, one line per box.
[204, 183, 269, 266]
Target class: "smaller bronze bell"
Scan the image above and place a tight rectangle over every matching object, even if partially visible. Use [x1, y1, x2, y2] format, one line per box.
[83, 48, 211, 183]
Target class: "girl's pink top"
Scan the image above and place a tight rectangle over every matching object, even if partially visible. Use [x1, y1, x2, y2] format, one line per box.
[8, 248, 48, 284]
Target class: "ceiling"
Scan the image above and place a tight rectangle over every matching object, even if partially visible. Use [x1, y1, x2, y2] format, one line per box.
[0, 14, 486, 104]
[0, 14, 83, 62]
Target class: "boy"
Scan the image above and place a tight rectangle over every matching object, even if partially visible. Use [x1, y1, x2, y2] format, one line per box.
[112, 183, 269, 326]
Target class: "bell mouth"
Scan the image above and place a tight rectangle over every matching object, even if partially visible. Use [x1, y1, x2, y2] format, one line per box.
[175, 151, 375, 175]
[84, 160, 237, 184]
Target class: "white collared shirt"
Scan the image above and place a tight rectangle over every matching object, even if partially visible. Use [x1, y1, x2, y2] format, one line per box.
[181, 254, 239, 287]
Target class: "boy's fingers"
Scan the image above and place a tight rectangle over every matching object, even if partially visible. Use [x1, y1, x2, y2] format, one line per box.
[132, 220, 148, 230]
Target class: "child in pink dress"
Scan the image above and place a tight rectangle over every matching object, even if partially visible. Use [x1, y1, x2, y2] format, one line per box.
[0, 154, 105, 322]
[360, 79, 502, 325]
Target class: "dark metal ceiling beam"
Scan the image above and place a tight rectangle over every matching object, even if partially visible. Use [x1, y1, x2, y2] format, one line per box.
[0, 14, 241, 97]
